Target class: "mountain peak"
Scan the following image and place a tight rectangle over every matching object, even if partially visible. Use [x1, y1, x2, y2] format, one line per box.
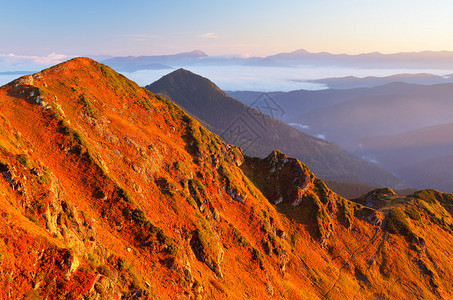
[147, 67, 227, 101]
[13, 57, 103, 85]
[44, 56, 98, 72]
[171, 68, 196, 76]
[9, 57, 150, 122]
[188, 49, 208, 56]
[292, 49, 311, 54]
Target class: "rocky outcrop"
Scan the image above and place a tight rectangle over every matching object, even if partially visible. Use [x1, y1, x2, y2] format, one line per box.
[0, 162, 23, 191]
[224, 182, 246, 203]
[190, 228, 224, 278]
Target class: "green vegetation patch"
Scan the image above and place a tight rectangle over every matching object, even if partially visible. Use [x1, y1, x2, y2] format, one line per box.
[87, 252, 113, 278]
[181, 114, 222, 162]
[97, 63, 144, 99]
[156, 177, 180, 196]
[135, 97, 154, 111]
[79, 95, 99, 119]
[123, 205, 179, 256]
[405, 206, 421, 221]
[387, 208, 413, 237]
[314, 179, 330, 204]
[48, 102, 65, 121]
[25, 214, 40, 226]
[412, 189, 438, 204]
[16, 153, 32, 169]
[185, 196, 198, 211]
[60, 120, 107, 173]
[251, 247, 265, 269]
[195, 217, 217, 255]
[36, 166, 52, 185]
[229, 223, 251, 247]
[14, 132, 25, 148]
[116, 186, 135, 204]
[310, 194, 330, 235]
[340, 199, 355, 228]
[117, 258, 143, 291]
[23, 290, 42, 300]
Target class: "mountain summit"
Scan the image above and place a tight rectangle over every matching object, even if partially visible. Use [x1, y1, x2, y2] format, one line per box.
[0, 58, 452, 299]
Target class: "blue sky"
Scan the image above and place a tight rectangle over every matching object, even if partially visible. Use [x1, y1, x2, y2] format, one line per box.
[2, 0, 453, 56]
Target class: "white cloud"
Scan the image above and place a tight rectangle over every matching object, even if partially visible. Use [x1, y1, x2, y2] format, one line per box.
[289, 123, 310, 130]
[361, 154, 379, 164]
[198, 32, 217, 39]
[0, 52, 70, 66]
[34, 53, 69, 64]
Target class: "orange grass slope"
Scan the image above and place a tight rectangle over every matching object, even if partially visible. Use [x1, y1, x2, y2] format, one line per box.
[0, 57, 451, 299]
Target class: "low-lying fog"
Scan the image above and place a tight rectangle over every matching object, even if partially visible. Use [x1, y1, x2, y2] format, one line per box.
[2, 61, 453, 91]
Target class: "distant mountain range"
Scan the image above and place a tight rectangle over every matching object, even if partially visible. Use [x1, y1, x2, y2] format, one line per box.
[268, 49, 453, 69]
[288, 82, 453, 145]
[306, 73, 453, 89]
[101, 50, 208, 72]
[146, 68, 404, 189]
[230, 83, 453, 145]
[351, 122, 453, 192]
[100, 49, 453, 71]
[228, 82, 419, 122]
[0, 71, 36, 76]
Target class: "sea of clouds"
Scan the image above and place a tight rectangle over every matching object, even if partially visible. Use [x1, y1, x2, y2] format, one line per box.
[1, 53, 453, 92]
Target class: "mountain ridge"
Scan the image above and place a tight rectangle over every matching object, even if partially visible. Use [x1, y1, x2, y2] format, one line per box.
[101, 50, 207, 72]
[267, 49, 453, 68]
[306, 73, 453, 89]
[101, 49, 453, 71]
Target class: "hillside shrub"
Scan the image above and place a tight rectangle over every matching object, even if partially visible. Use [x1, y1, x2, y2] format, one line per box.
[387, 208, 412, 237]
[79, 95, 99, 119]
[16, 154, 32, 168]
[405, 207, 421, 221]
[37, 166, 52, 185]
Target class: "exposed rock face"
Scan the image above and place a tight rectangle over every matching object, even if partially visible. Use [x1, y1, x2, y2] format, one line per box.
[353, 187, 400, 210]
[243, 150, 315, 205]
[64, 251, 80, 276]
[0, 163, 22, 191]
[224, 182, 246, 203]
[190, 230, 224, 278]
[242, 151, 339, 242]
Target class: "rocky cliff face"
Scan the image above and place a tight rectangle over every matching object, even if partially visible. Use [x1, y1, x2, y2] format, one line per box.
[0, 58, 452, 299]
